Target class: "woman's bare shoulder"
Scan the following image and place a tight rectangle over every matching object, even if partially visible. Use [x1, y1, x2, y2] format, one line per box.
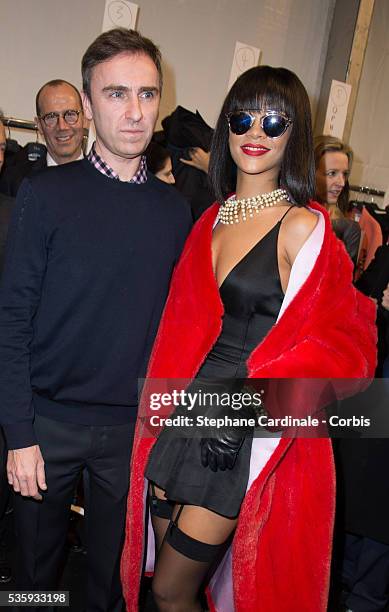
[281, 206, 319, 264]
[284, 206, 318, 239]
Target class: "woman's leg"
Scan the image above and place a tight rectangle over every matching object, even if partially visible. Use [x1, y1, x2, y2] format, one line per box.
[152, 504, 238, 612]
[149, 483, 175, 554]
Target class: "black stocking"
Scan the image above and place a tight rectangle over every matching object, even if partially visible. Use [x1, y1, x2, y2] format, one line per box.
[152, 539, 212, 612]
[151, 513, 171, 556]
[149, 483, 174, 555]
[151, 504, 237, 612]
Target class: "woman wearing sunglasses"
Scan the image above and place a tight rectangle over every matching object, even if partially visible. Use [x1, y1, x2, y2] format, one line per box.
[122, 66, 376, 612]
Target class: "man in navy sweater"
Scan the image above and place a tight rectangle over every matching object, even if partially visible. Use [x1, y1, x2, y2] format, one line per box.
[0, 110, 14, 585]
[0, 29, 191, 611]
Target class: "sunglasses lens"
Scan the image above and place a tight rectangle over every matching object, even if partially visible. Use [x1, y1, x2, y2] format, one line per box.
[228, 112, 253, 135]
[262, 114, 288, 138]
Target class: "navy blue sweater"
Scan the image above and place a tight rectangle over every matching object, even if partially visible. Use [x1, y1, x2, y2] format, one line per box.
[0, 159, 192, 449]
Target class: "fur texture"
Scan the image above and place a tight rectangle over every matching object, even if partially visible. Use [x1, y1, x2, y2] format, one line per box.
[121, 202, 377, 612]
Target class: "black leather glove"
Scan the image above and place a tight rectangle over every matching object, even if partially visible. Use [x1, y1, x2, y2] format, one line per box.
[200, 390, 263, 471]
[200, 427, 245, 472]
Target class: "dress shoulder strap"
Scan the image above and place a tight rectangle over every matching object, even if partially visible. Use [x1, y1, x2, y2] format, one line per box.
[279, 205, 296, 224]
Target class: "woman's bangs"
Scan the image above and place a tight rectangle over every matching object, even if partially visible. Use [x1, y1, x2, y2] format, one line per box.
[227, 71, 295, 119]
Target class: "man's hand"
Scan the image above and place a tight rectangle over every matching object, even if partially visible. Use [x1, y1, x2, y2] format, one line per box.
[7, 445, 47, 500]
[382, 283, 389, 311]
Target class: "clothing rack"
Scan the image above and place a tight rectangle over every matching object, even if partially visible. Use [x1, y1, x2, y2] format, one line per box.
[2, 116, 37, 131]
[349, 183, 389, 244]
[349, 184, 385, 198]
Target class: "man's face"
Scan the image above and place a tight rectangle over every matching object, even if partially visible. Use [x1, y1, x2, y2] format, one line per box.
[0, 121, 6, 173]
[82, 52, 160, 166]
[36, 83, 84, 164]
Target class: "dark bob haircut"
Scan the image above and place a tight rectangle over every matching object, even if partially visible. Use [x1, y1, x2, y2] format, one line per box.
[82, 28, 162, 100]
[145, 142, 171, 175]
[208, 65, 315, 205]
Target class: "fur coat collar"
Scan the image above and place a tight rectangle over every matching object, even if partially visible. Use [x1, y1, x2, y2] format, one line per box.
[121, 202, 376, 612]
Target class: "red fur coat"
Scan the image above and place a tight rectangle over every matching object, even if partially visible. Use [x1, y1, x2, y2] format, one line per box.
[121, 202, 377, 612]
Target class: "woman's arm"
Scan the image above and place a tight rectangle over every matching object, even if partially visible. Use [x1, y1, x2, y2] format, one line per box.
[277, 207, 318, 293]
[282, 207, 318, 267]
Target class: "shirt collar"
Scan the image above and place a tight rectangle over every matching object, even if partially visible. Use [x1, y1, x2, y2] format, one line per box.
[46, 151, 84, 167]
[87, 143, 148, 184]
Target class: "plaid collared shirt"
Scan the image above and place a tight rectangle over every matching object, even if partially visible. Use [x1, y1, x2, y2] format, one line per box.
[87, 143, 148, 184]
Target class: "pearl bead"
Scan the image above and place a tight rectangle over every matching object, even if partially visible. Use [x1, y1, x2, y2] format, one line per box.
[219, 188, 289, 225]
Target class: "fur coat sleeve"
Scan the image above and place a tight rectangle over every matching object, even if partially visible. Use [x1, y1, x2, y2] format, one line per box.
[121, 202, 377, 612]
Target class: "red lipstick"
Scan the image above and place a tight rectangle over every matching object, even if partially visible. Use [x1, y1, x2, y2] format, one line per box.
[240, 143, 270, 156]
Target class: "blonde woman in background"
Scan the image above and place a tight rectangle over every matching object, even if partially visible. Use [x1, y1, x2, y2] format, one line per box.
[314, 135, 363, 272]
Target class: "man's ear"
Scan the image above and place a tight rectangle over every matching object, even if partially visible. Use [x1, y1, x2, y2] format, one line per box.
[81, 91, 93, 121]
[35, 117, 44, 138]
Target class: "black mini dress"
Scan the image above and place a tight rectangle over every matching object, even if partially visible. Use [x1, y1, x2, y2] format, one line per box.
[145, 209, 291, 517]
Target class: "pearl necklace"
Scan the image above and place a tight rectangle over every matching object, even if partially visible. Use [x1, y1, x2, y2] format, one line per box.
[219, 188, 290, 225]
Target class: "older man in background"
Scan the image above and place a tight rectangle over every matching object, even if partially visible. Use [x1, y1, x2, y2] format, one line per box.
[2, 79, 85, 196]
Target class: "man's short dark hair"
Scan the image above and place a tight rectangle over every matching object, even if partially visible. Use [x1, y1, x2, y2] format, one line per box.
[0, 109, 4, 122]
[81, 28, 162, 100]
[35, 80, 82, 116]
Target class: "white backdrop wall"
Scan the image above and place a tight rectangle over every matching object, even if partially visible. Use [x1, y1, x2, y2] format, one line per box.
[349, 0, 389, 194]
[0, 0, 334, 145]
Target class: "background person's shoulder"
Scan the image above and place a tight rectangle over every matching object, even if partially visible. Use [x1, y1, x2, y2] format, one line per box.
[147, 172, 192, 217]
